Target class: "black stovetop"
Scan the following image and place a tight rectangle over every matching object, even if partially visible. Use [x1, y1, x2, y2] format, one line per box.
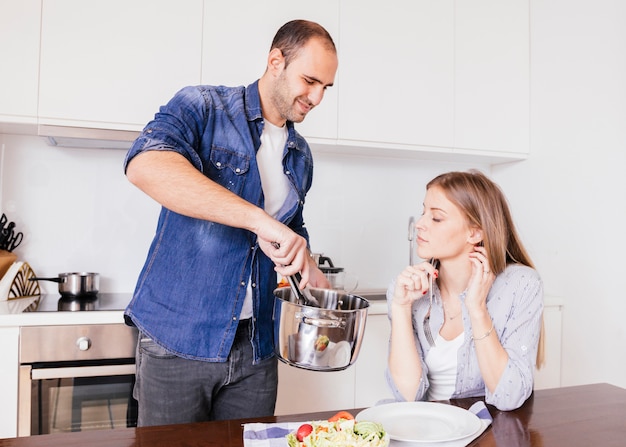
[33, 293, 132, 312]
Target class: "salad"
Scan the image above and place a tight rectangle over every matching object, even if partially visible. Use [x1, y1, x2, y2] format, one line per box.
[286, 411, 388, 447]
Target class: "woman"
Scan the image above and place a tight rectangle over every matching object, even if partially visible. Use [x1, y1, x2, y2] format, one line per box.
[386, 170, 544, 411]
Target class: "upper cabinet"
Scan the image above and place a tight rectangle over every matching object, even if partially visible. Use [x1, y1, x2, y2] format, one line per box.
[0, 0, 41, 127]
[338, 0, 455, 150]
[200, 0, 340, 141]
[0, 0, 529, 162]
[337, 0, 529, 160]
[454, 0, 529, 155]
[38, 0, 203, 131]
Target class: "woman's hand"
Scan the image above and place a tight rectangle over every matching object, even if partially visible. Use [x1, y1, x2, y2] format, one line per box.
[392, 262, 438, 306]
[466, 245, 495, 315]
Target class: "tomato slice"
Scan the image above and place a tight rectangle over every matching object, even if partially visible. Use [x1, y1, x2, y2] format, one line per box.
[328, 410, 355, 422]
[296, 423, 313, 442]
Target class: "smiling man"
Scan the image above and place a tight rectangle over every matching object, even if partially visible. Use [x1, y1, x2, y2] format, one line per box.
[123, 20, 337, 426]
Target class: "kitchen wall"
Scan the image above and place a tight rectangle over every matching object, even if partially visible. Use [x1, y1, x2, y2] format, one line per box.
[491, 0, 626, 388]
[0, 134, 482, 293]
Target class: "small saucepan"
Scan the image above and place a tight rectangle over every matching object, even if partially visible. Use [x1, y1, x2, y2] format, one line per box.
[30, 272, 99, 297]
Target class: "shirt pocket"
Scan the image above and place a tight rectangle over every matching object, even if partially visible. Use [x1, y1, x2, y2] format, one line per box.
[207, 146, 251, 195]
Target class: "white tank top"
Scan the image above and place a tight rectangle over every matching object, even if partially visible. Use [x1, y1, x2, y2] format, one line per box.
[425, 331, 465, 401]
[240, 121, 289, 319]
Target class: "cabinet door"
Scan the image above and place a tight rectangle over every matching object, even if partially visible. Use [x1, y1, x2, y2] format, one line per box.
[338, 0, 455, 149]
[454, 0, 530, 154]
[0, 0, 41, 125]
[201, 0, 340, 140]
[38, 0, 203, 131]
[354, 314, 393, 408]
[0, 326, 19, 439]
[275, 363, 355, 415]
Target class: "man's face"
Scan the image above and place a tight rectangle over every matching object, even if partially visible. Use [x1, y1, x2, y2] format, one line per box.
[268, 38, 338, 124]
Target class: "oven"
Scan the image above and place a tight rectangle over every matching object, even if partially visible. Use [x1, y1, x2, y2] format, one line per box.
[17, 322, 138, 436]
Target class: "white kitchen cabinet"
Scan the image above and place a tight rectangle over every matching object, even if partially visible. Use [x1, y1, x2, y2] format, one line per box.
[354, 314, 393, 407]
[337, 0, 529, 159]
[201, 0, 340, 141]
[38, 0, 203, 131]
[0, 0, 41, 127]
[454, 0, 530, 155]
[338, 0, 455, 150]
[275, 363, 355, 416]
[0, 326, 20, 439]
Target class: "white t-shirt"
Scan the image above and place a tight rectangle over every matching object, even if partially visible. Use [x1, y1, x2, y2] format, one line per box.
[425, 331, 465, 401]
[240, 121, 289, 319]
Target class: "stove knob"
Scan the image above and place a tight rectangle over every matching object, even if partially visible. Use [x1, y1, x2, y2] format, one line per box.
[76, 336, 91, 351]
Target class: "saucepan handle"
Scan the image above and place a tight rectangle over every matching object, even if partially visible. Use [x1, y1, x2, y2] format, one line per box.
[296, 312, 345, 328]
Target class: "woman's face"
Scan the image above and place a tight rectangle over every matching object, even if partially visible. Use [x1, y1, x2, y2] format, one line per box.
[415, 186, 474, 262]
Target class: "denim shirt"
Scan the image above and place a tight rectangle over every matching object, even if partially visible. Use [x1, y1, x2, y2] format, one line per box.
[385, 264, 543, 411]
[123, 81, 313, 363]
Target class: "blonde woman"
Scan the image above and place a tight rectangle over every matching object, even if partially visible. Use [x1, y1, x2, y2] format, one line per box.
[387, 170, 544, 411]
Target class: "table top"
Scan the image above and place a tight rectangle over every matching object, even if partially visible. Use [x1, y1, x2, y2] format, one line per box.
[1, 383, 625, 446]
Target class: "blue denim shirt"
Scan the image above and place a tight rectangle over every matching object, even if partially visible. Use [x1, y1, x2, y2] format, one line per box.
[123, 81, 313, 363]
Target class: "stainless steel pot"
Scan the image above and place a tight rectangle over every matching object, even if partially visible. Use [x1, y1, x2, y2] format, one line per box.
[30, 272, 99, 297]
[273, 287, 369, 371]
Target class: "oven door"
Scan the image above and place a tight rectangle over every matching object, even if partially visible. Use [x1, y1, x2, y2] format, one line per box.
[18, 324, 139, 436]
[19, 363, 137, 436]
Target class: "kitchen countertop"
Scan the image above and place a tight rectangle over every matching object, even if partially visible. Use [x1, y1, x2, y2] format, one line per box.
[0, 293, 132, 327]
[0, 383, 621, 446]
[0, 290, 389, 328]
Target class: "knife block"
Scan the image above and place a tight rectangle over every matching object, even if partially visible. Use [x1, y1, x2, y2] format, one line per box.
[0, 249, 17, 280]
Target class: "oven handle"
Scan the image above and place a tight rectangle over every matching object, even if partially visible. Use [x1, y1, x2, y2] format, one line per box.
[30, 363, 136, 380]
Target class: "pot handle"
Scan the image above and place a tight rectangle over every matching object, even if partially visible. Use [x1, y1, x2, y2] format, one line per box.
[29, 277, 63, 283]
[297, 313, 345, 328]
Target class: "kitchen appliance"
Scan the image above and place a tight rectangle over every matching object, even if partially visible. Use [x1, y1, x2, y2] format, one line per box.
[273, 287, 369, 371]
[317, 256, 358, 292]
[13, 293, 137, 436]
[18, 323, 138, 436]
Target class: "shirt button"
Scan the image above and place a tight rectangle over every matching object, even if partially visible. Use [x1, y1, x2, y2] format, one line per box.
[285, 170, 291, 175]
[252, 283, 256, 288]
[216, 162, 222, 167]
[235, 168, 241, 173]
[240, 281, 246, 286]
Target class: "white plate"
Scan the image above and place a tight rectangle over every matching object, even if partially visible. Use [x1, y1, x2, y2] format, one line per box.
[356, 402, 481, 443]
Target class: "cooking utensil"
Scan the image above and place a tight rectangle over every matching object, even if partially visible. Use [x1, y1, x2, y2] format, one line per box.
[408, 215, 416, 265]
[286, 272, 320, 307]
[5, 231, 22, 252]
[273, 287, 369, 371]
[0, 222, 14, 250]
[29, 272, 99, 297]
[269, 241, 319, 307]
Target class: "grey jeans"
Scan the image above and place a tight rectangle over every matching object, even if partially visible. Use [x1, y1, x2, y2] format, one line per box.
[134, 319, 278, 426]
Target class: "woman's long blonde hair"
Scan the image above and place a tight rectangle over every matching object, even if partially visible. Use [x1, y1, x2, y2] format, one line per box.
[427, 170, 545, 368]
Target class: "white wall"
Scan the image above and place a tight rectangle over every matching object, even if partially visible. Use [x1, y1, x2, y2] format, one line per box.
[0, 134, 481, 294]
[492, 0, 626, 388]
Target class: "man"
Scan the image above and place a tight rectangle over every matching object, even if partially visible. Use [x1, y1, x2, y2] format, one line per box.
[123, 20, 337, 426]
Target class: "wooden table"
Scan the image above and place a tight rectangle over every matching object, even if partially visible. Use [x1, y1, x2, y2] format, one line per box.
[1, 383, 625, 446]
